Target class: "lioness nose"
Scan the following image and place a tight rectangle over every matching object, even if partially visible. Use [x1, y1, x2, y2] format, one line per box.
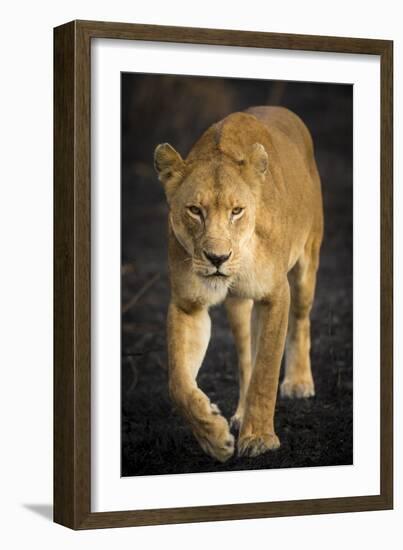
[203, 250, 232, 268]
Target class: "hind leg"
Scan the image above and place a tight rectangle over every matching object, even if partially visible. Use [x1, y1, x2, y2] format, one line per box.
[281, 240, 320, 399]
[225, 297, 253, 430]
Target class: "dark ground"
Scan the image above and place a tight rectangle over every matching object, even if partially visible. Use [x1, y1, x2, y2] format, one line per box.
[121, 74, 353, 477]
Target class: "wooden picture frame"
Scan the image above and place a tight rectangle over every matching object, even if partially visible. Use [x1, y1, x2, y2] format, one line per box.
[54, 19, 393, 529]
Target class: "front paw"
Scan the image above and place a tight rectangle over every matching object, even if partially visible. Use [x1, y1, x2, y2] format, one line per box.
[280, 376, 315, 399]
[193, 412, 235, 462]
[237, 432, 280, 458]
[186, 390, 235, 462]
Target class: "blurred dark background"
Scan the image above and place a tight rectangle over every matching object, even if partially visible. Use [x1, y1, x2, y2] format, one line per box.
[121, 73, 353, 476]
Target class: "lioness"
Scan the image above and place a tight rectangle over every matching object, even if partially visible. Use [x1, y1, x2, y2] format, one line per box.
[154, 106, 323, 462]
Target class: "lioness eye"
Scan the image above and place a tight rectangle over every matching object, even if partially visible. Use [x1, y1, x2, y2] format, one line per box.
[232, 207, 243, 216]
[188, 206, 202, 216]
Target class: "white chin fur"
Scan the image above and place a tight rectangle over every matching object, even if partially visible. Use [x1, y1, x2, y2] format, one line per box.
[200, 275, 230, 291]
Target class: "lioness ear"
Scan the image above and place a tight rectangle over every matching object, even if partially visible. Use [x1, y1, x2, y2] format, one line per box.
[249, 143, 268, 175]
[154, 143, 185, 186]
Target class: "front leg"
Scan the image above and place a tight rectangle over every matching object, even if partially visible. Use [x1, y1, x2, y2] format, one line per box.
[168, 302, 235, 462]
[225, 297, 253, 431]
[238, 280, 290, 457]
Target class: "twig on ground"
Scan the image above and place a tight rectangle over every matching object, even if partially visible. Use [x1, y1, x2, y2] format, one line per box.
[122, 273, 160, 314]
[122, 356, 139, 394]
[122, 348, 163, 357]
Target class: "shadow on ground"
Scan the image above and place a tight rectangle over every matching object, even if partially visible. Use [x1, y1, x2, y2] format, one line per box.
[23, 504, 53, 522]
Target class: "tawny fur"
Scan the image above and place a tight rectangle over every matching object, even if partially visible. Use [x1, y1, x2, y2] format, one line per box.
[154, 106, 323, 461]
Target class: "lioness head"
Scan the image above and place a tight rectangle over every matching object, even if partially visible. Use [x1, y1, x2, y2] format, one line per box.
[154, 141, 268, 284]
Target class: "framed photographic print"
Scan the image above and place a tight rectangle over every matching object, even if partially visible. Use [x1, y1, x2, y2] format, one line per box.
[54, 20, 393, 529]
